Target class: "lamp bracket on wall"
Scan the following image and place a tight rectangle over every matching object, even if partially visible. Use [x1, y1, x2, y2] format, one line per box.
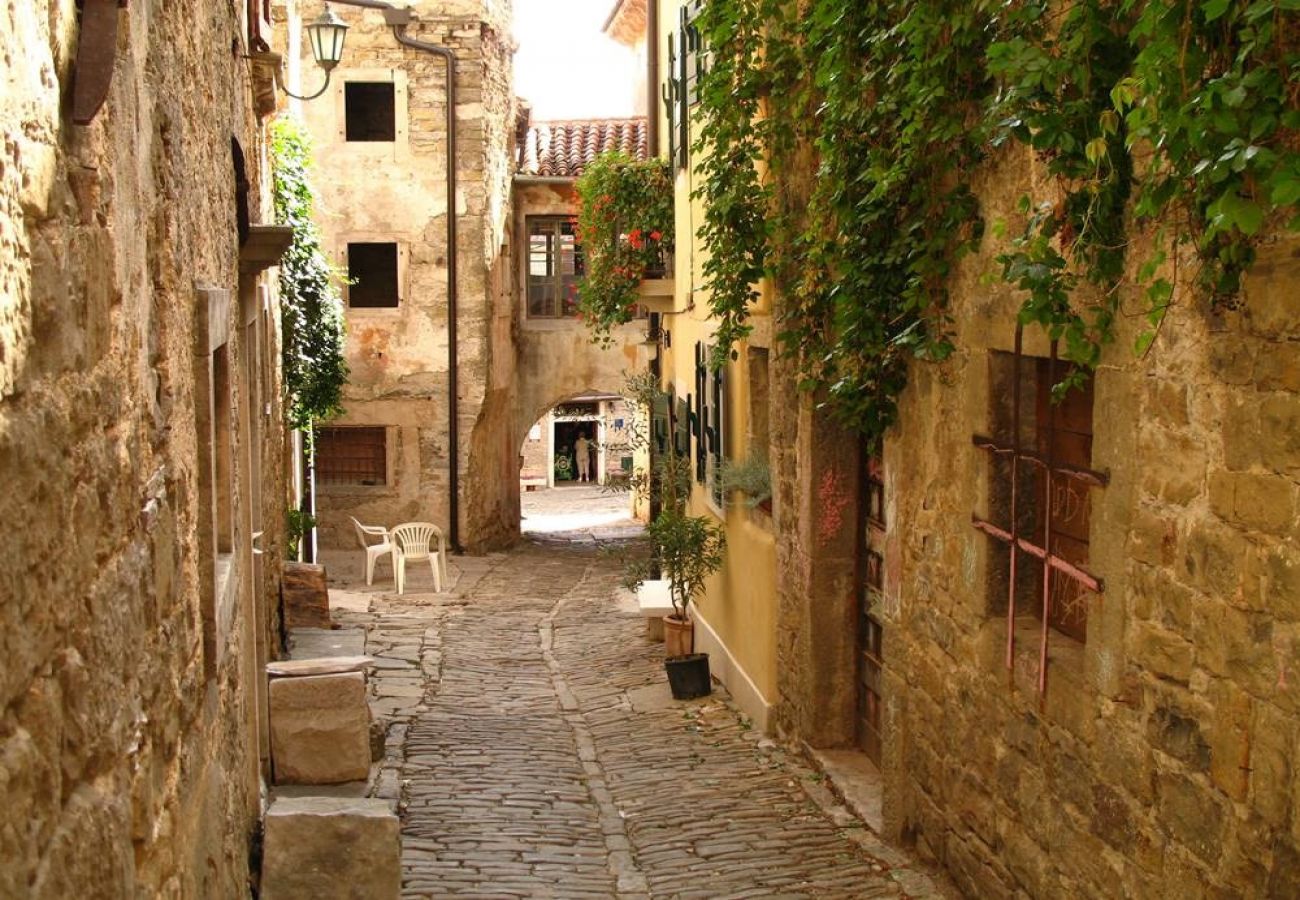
[72, 0, 129, 126]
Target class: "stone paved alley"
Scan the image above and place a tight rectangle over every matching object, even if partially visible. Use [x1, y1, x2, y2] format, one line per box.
[313, 537, 953, 899]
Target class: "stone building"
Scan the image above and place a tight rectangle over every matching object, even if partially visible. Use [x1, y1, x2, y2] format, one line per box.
[298, 0, 656, 548]
[1, 1, 292, 895]
[638, 0, 1300, 896]
[513, 116, 657, 505]
[292, 0, 519, 552]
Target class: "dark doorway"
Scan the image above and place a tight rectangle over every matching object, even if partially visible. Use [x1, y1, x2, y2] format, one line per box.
[554, 420, 597, 484]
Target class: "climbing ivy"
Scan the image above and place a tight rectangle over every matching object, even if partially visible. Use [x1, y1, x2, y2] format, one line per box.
[689, 0, 1300, 442]
[271, 117, 349, 431]
[573, 153, 675, 346]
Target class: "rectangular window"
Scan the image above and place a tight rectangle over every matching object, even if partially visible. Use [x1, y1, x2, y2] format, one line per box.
[693, 343, 726, 506]
[212, 345, 233, 553]
[526, 217, 582, 318]
[316, 426, 387, 486]
[974, 333, 1107, 692]
[347, 242, 399, 308]
[345, 82, 396, 142]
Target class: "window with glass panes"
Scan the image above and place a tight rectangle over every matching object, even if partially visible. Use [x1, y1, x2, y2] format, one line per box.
[526, 217, 582, 318]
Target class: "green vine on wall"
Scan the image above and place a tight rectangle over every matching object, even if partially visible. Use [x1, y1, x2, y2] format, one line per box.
[691, 0, 1300, 442]
[271, 117, 349, 431]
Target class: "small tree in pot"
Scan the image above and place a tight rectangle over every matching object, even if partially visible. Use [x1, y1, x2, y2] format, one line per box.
[645, 508, 725, 698]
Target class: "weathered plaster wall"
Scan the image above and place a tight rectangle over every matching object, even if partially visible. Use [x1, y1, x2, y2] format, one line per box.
[1, 2, 285, 895]
[873, 147, 1300, 898]
[297, 2, 516, 550]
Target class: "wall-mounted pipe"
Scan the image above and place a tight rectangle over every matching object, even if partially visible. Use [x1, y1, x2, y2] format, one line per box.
[390, 25, 463, 554]
[328, 0, 463, 552]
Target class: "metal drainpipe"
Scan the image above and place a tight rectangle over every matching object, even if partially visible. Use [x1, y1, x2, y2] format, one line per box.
[389, 25, 462, 554]
[647, 0, 659, 156]
[328, 2, 464, 552]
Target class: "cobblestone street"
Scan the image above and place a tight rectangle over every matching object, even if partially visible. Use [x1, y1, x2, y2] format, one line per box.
[319, 539, 951, 899]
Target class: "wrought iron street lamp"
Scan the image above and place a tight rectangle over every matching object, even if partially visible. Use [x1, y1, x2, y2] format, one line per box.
[282, 6, 350, 101]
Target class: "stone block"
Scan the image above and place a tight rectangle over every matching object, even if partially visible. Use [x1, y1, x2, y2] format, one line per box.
[261, 797, 400, 900]
[283, 562, 331, 630]
[270, 672, 371, 785]
[1207, 472, 1296, 536]
[266, 656, 373, 678]
[1249, 700, 1293, 827]
[1204, 679, 1251, 801]
[1129, 621, 1193, 683]
[1157, 772, 1228, 865]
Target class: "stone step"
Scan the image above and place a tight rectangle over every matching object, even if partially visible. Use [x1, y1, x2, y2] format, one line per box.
[261, 797, 399, 900]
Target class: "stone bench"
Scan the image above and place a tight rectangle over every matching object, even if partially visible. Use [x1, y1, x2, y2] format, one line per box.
[268, 656, 375, 785]
[636, 580, 674, 642]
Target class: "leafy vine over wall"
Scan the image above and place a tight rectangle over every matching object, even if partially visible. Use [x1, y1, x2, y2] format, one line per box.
[271, 117, 349, 431]
[574, 153, 675, 345]
[692, 0, 1300, 442]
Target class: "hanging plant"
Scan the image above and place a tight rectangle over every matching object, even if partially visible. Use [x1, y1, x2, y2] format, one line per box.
[573, 152, 675, 346]
[271, 117, 349, 430]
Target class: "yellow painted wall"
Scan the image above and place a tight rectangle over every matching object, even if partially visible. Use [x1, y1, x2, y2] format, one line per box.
[653, 0, 780, 718]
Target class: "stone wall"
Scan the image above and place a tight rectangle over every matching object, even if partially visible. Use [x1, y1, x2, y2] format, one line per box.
[0, 2, 286, 895]
[296, 1, 516, 551]
[867, 146, 1300, 897]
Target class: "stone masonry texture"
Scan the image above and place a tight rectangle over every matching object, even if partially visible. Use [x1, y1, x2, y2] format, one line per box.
[297, 0, 519, 553]
[1, 1, 287, 896]
[763, 137, 1300, 895]
[323, 541, 954, 898]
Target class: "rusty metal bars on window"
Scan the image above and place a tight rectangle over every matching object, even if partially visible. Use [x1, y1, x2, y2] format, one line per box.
[971, 326, 1107, 697]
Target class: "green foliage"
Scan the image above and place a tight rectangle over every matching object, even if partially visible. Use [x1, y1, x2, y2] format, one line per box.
[574, 153, 675, 345]
[717, 454, 772, 508]
[690, 0, 1300, 441]
[647, 508, 726, 619]
[285, 507, 316, 560]
[271, 118, 349, 430]
[693, 0, 998, 445]
[989, 0, 1299, 375]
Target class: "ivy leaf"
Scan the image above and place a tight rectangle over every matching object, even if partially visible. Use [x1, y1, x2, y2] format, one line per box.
[1203, 0, 1231, 22]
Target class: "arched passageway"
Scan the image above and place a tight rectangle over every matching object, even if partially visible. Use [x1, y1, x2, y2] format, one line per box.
[518, 390, 644, 541]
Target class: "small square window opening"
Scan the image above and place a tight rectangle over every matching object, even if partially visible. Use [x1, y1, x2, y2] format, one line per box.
[345, 82, 396, 142]
[347, 242, 399, 308]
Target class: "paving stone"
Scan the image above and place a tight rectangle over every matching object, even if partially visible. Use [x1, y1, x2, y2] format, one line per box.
[333, 539, 953, 898]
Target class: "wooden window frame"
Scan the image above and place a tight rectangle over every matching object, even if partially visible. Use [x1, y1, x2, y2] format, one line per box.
[973, 327, 1108, 696]
[525, 217, 583, 319]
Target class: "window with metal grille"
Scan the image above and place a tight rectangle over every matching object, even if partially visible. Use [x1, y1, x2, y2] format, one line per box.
[974, 330, 1107, 694]
[316, 427, 387, 486]
[345, 82, 396, 142]
[526, 217, 582, 318]
[347, 242, 399, 308]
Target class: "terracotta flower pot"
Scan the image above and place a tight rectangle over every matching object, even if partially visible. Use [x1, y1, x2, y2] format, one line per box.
[663, 614, 693, 659]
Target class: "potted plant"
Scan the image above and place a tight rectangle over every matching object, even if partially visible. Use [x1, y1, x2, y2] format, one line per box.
[646, 507, 726, 699]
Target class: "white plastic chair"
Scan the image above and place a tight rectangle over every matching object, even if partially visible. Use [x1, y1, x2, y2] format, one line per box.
[350, 516, 396, 586]
[390, 521, 447, 594]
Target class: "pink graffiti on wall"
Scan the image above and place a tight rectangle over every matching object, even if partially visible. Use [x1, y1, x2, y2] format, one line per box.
[817, 467, 851, 547]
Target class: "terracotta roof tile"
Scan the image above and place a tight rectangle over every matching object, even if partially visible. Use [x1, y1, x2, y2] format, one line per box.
[518, 118, 649, 178]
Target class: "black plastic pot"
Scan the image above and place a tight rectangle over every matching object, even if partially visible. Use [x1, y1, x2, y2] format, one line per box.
[665, 653, 711, 700]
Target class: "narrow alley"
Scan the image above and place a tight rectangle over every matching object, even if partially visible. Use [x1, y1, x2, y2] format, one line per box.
[316, 541, 950, 898]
